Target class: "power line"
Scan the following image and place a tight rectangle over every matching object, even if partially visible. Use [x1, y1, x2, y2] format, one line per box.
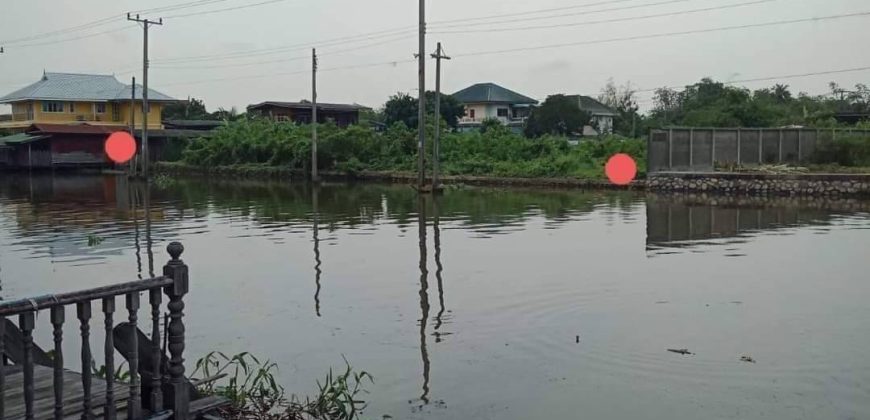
[151, 33, 413, 69]
[429, 0, 642, 25]
[431, 0, 771, 34]
[162, 0, 292, 18]
[10, 26, 134, 48]
[431, 0, 696, 29]
[636, 66, 870, 93]
[152, 27, 415, 63]
[451, 11, 870, 58]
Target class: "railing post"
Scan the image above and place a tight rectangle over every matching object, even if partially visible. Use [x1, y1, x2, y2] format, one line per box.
[102, 298, 116, 420]
[149, 289, 164, 412]
[163, 242, 189, 420]
[77, 301, 93, 420]
[0, 316, 5, 419]
[52, 306, 66, 420]
[20, 311, 36, 420]
[126, 293, 141, 420]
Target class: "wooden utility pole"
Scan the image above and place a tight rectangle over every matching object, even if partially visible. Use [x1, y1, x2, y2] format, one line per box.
[312, 48, 319, 182]
[416, 0, 427, 190]
[430, 42, 450, 191]
[130, 76, 137, 176]
[127, 13, 162, 180]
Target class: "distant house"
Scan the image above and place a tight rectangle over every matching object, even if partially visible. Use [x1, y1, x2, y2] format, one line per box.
[0, 72, 184, 168]
[247, 101, 369, 127]
[0, 72, 178, 133]
[566, 95, 618, 136]
[452, 83, 538, 133]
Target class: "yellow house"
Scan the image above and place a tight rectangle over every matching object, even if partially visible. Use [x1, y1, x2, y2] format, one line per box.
[0, 72, 177, 132]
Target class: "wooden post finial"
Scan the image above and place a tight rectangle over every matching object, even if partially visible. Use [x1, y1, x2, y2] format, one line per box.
[166, 242, 184, 261]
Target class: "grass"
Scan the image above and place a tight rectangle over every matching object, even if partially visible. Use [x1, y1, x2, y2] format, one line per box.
[176, 118, 646, 181]
[193, 351, 373, 420]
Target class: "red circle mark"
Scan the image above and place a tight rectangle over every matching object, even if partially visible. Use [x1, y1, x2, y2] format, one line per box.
[105, 132, 137, 164]
[605, 153, 637, 186]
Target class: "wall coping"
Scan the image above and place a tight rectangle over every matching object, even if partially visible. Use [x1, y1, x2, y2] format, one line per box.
[651, 172, 870, 181]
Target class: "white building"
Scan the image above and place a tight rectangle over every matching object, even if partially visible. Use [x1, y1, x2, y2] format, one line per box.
[452, 83, 538, 133]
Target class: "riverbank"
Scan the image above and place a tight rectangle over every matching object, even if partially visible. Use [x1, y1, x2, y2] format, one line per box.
[153, 162, 642, 190]
[154, 162, 870, 197]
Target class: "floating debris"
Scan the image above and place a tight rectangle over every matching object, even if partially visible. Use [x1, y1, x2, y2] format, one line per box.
[740, 355, 756, 363]
[655, 300, 669, 304]
[667, 348, 694, 355]
[575, 335, 580, 343]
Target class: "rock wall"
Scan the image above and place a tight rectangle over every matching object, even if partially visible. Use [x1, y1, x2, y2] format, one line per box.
[648, 172, 870, 197]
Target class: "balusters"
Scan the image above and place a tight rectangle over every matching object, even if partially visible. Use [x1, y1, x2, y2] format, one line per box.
[0, 315, 5, 420]
[126, 293, 141, 420]
[77, 301, 93, 420]
[102, 298, 117, 420]
[163, 242, 189, 420]
[51, 306, 65, 420]
[149, 288, 163, 412]
[20, 311, 36, 420]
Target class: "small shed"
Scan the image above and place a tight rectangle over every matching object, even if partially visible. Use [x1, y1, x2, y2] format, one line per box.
[247, 101, 369, 127]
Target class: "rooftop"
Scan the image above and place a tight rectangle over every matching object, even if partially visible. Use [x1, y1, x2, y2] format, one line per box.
[0, 72, 177, 103]
[452, 83, 538, 105]
[568, 95, 618, 117]
[248, 101, 370, 112]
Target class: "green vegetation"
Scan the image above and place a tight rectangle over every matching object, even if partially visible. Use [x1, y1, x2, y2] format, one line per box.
[644, 79, 870, 129]
[193, 351, 373, 420]
[810, 134, 870, 167]
[382, 91, 466, 129]
[524, 94, 591, 137]
[87, 234, 104, 247]
[179, 118, 645, 179]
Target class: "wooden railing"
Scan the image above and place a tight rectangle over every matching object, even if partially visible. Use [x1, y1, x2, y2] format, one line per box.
[0, 242, 190, 420]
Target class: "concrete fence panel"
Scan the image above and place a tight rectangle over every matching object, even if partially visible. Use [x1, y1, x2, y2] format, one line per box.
[649, 127, 870, 173]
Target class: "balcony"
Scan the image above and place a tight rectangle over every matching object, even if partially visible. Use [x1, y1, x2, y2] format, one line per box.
[459, 116, 528, 124]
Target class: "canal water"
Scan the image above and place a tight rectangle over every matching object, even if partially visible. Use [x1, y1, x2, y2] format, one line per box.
[0, 173, 868, 420]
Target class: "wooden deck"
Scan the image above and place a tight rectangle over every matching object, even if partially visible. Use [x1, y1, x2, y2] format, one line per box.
[3, 365, 130, 420]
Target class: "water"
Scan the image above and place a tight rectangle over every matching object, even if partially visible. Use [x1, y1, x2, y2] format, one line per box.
[1, 173, 869, 420]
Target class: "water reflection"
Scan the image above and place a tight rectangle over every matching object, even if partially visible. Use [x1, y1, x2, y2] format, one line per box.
[416, 195, 431, 406]
[432, 198, 450, 343]
[312, 185, 322, 317]
[646, 193, 870, 255]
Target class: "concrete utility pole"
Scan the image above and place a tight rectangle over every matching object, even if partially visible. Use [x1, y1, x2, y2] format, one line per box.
[312, 48, 319, 182]
[430, 42, 450, 191]
[130, 76, 137, 176]
[417, 0, 427, 190]
[127, 13, 162, 180]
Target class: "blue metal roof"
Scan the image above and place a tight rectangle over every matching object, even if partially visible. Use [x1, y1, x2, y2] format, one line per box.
[0, 72, 177, 103]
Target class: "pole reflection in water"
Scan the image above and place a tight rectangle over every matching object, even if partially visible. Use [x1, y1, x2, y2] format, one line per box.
[131, 179, 143, 279]
[312, 185, 322, 317]
[433, 196, 448, 343]
[417, 195, 431, 406]
[143, 181, 154, 277]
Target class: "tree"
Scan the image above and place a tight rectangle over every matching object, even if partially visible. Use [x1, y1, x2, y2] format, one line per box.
[524, 94, 590, 138]
[162, 97, 213, 120]
[382, 91, 465, 129]
[599, 79, 641, 137]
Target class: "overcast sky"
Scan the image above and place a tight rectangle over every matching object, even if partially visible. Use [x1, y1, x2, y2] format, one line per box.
[1, 0, 868, 114]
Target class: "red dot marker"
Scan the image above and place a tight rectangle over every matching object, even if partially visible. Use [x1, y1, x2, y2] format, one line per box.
[605, 153, 637, 186]
[105, 132, 137, 164]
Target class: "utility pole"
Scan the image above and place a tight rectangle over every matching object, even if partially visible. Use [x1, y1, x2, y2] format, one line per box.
[430, 42, 450, 191]
[311, 48, 319, 182]
[130, 76, 137, 176]
[416, 0, 427, 190]
[127, 13, 162, 180]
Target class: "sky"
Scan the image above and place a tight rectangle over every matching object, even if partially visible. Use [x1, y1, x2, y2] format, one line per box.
[1, 0, 869, 114]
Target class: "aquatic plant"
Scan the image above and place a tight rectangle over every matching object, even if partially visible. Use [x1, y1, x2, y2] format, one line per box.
[193, 351, 373, 420]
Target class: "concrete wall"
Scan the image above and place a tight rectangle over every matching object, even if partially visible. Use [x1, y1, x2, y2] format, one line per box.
[648, 127, 870, 173]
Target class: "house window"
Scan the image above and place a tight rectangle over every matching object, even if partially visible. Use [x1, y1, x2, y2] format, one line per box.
[42, 101, 64, 113]
[112, 103, 121, 121]
[469, 109, 476, 119]
[497, 108, 509, 118]
[95, 103, 106, 114]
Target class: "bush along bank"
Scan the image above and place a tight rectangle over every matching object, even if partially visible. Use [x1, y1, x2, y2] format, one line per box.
[176, 118, 647, 180]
